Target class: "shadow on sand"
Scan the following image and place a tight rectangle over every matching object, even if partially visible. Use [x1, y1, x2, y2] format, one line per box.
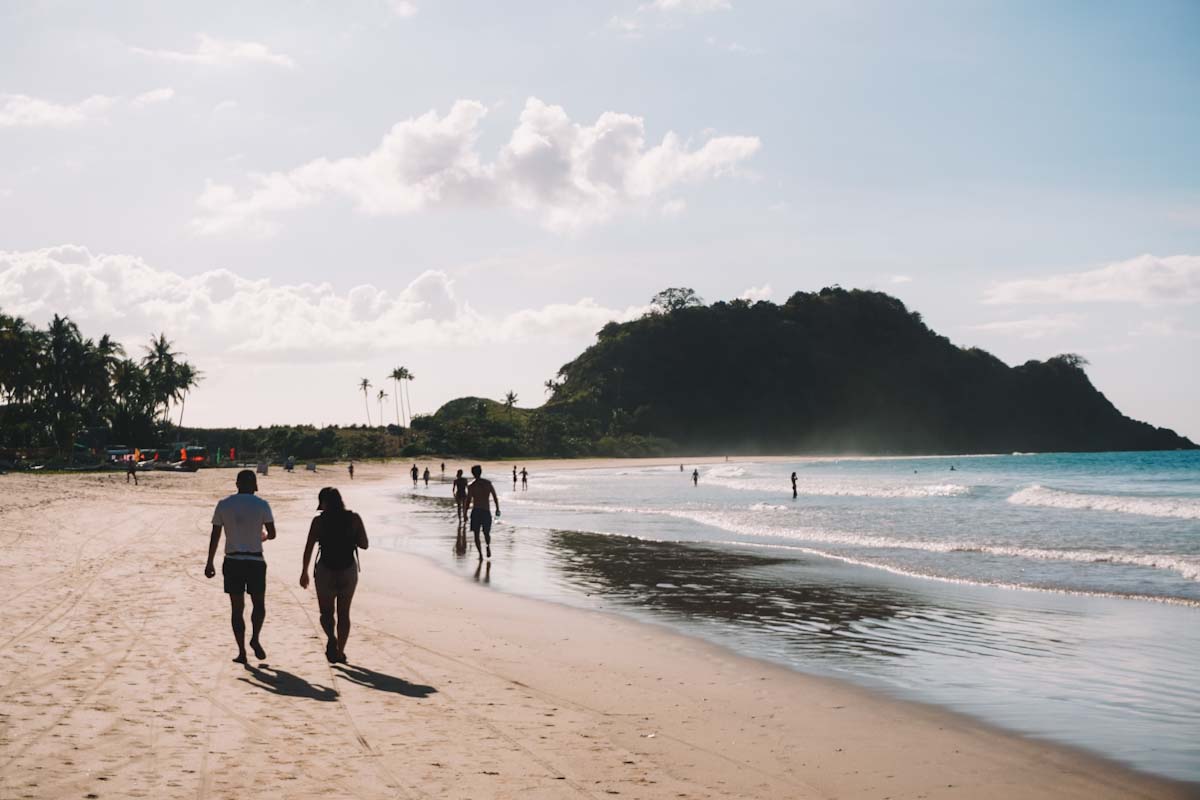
[239, 664, 339, 702]
[332, 663, 437, 698]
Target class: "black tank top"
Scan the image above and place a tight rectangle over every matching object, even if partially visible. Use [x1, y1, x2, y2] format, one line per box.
[317, 510, 358, 570]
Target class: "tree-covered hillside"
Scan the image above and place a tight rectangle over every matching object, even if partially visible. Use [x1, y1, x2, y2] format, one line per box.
[540, 287, 1194, 454]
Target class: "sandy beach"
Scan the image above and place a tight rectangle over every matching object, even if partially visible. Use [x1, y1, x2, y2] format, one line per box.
[1, 462, 1195, 800]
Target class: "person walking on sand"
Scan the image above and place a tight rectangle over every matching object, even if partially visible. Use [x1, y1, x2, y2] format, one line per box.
[205, 470, 276, 664]
[348, 461, 355, 480]
[440, 462, 445, 481]
[791, 471, 798, 499]
[692, 468, 699, 487]
[411, 463, 419, 487]
[452, 469, 469, 520]
[464, 465, 501, 560]
[520, 467, 528, 491]
[126, 456, 138, 486]
[423, 467, 430, 487]
[299, 487, 368, 664]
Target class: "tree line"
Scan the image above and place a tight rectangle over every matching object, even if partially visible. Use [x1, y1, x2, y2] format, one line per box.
[0, 311, 200, 458]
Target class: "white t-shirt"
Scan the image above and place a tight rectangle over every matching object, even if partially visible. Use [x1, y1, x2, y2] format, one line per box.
[212, 493, 274, 560]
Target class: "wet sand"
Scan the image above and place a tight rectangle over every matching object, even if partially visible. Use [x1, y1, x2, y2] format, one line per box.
[0, 462, 1195, 799]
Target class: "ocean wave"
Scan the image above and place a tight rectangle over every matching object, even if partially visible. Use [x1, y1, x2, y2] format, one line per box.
[1008, 485, 1200, 520]
[705, 473, 971, 499]
[679, 511, 1200, 583]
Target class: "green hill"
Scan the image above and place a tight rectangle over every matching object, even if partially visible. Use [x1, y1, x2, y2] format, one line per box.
[533, 287, 1194, 454]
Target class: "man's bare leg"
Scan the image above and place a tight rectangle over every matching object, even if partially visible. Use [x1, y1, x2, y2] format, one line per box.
[229, 593, 247, 663]
[248, 591, 266, 660]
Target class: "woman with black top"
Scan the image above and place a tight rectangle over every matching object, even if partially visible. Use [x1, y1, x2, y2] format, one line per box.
[299, 487, 369, 663]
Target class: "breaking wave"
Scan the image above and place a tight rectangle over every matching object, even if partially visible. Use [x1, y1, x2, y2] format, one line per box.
[1008, 486, 1200, 520]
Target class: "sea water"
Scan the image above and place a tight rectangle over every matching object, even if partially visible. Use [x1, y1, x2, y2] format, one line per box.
[374, 451, 1200, 782]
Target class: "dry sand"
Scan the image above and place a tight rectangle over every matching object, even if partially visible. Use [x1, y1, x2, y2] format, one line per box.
[1, 462, 1195, 799]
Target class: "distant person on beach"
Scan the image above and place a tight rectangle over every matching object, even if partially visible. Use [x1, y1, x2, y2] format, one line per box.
[512, 465, 518, 488]
[464, 465, 501, 560]
[791, 472, 797, 499]
[423, 467, 430, 486]
[520, 467, 528, 490]
[348, 461, 354, 480]
[299, 487, 368, 664]
[126, 457, 138, 485]
[680, 464, 684, 472]
[452, 469, 469, 520]
[205, 470, 276, 664]
[440, 462, 445, 481]
[692, 469, 699, 486]
[411, 463, 419, 487]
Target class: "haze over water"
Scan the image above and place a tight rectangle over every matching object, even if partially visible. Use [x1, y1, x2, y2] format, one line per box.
[376, 451, 1200, 782]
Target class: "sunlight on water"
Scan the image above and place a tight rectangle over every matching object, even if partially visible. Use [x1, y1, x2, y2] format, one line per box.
[375, 451, 1200, 782]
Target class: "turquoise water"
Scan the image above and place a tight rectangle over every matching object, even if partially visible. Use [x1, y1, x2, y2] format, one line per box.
[373, 451, 1200, 782]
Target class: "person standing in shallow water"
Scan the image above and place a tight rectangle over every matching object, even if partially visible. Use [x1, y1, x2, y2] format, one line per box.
[520, 467, 528, 491]
[512, 465, 518, 489]
[411, 463, 419, 487]
[206, 470, 276, 664]
[423, 467, 430, 487]
[464, 465, 501, 560]
[791, 471, 798, 499]
[299, 488, 368, 664]
[692, 469, 699, 486]
[452, 469, 469, 520]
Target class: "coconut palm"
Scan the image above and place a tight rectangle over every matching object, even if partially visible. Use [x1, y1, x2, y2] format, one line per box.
[173, 362, 203, 429]
[377, 389, 388, 430]
[388, 367, 407, 428]
[359, 378, 373, 426]
[141, 333, 180, 422]
[504, 390, 518, 422]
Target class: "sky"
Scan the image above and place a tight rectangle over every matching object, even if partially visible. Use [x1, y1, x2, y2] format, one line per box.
[1, 0, 1198, 440]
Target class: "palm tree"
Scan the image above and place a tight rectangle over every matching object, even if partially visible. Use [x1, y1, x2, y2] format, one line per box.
[377, 389, 388, 430]
[402, 369, 415, 423]
[359, 378, 373, 426]
[142, 333, 179, 423]
[173, 362, 203, 429]
[543, 379, 558, 396]
[388, 367, 407, 428]
[504, 390, 518, 422]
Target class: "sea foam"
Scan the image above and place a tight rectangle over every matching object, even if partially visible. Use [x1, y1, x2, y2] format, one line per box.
[1008, 485, 1200, 520]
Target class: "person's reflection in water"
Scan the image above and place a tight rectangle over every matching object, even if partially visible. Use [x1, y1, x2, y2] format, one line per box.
[454, 520, 468, 558]
[474, 560, 491, 584]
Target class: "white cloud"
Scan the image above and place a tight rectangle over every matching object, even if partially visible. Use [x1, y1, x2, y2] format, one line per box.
[985, 254, 1200, 305]
[132, 87, 175, 108]
[890, 275, 913, 284]
[643, 0, 731, 12]
[967, 314, 1083, 340]
[660, 199, 686, 217]
[192, 97, 761, 236]
[388, 0, 419, 17]
[740, 284, 772, 302]
[607, 15, 642, 36]
[131, 34, 296, 69]
[0, 93, 116, 128]
[0, 245, 648, 361]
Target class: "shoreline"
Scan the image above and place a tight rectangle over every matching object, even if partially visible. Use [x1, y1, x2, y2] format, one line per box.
[1, 463, 1196, 799]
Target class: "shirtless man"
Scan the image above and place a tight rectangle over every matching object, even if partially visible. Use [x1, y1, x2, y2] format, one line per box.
[411, 463, 419, 487]
[791, 471, 798, 499]
[423, 467, 430, 487]
[205, 470, 277, 663]
[452, 469, 469, 520]
[692, 468, 699, 487]
[520, 467, 528, 490]
[463, 465, 500, 560]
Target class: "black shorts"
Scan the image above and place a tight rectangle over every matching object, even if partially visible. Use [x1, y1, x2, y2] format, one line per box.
[469, 507, 492, 535]
[222, 558, 266, 595]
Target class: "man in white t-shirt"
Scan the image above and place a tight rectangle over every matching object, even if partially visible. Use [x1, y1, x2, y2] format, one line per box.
[205, 470, 277, 663]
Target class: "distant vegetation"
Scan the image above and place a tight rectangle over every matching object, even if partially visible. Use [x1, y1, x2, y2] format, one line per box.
[0, 312, 200, 459]
[4, 287, 1192, 466]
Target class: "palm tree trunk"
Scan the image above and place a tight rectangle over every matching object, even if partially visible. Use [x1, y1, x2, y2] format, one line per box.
[363, 391, 371, 426]
[404, 379, 413, 425]
[178, 393, 187, 429]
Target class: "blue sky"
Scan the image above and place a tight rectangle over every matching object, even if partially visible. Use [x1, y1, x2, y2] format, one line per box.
[1, 1, 1198, 439]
